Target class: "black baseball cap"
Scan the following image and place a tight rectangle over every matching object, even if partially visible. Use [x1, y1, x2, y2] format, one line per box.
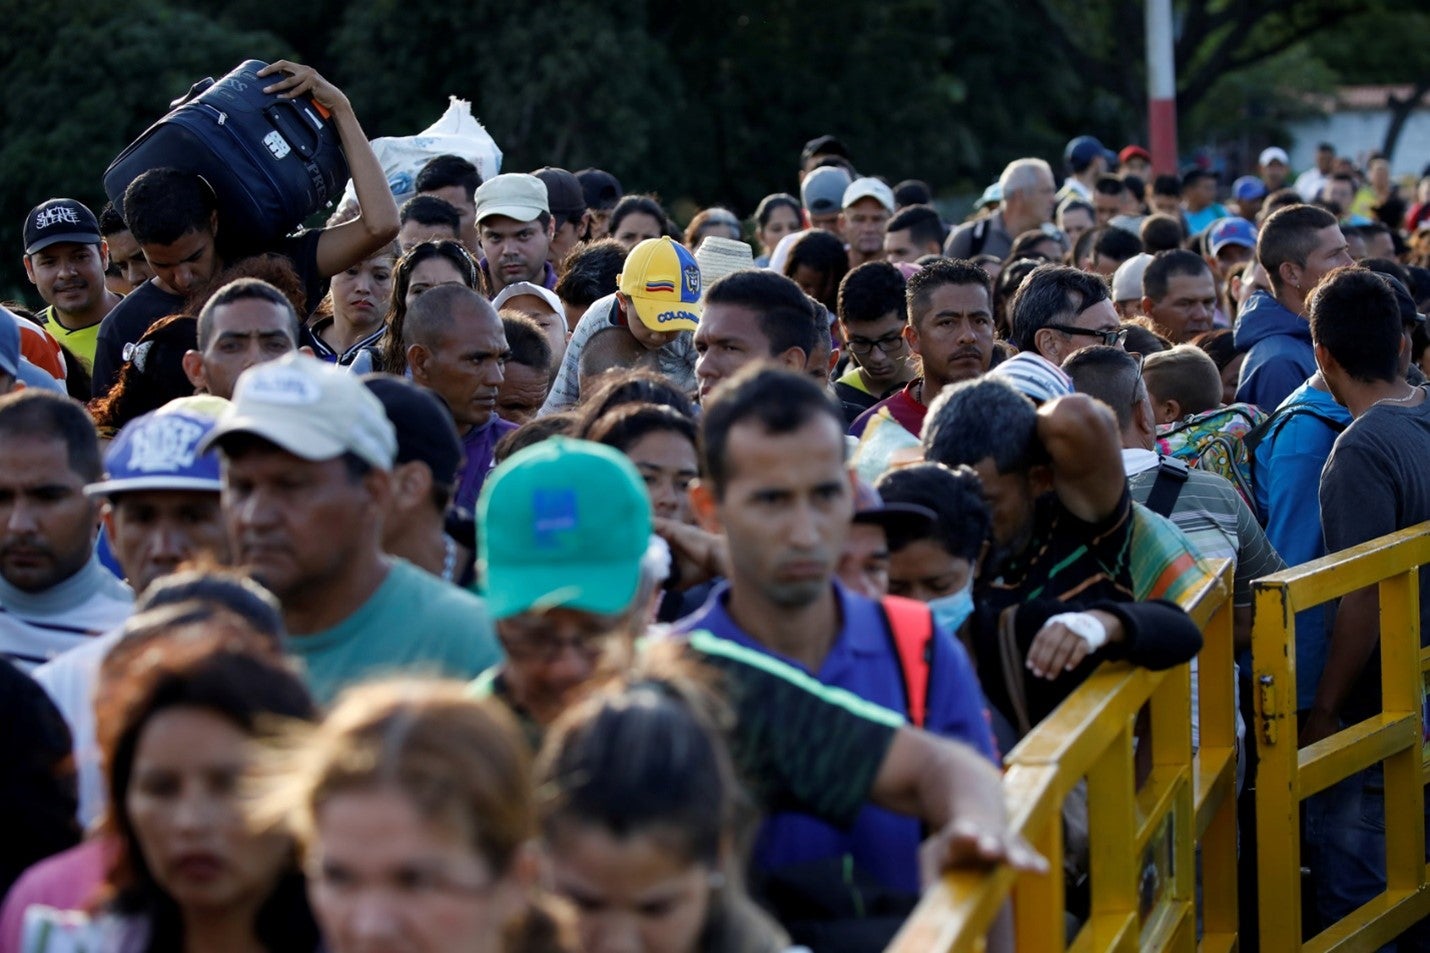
[533, 167, 586, 219]
[1382, 274, 1427, 328]
[851, 481, 936, 537]
[1181, 168, 1217, 188]
[801, 134, 850, 162]
[24, 198, 102, 255]
[361, 375, 462, 489]
[893, 179, 932, 207]
[575, 169, 623, 211]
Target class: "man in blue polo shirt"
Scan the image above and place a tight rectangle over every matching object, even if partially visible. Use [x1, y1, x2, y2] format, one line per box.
[682, 364, 996, 945]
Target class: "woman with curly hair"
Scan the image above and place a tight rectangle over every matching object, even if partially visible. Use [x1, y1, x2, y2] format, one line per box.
[89, 315, 197, 442]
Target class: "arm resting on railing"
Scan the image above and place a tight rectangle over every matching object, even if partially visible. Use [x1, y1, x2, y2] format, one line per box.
[870, 728, 1049, 886]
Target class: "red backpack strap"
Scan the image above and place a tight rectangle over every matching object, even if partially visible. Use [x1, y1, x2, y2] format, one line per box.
[880, 596, 935, 728]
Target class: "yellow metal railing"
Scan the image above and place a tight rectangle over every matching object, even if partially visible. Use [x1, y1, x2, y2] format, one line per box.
[888, 559, 1238, 953]
[1252, 522, 1430, 952]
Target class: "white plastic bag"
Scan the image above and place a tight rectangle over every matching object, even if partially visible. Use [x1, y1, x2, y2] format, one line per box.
[339, 96, 503, 210]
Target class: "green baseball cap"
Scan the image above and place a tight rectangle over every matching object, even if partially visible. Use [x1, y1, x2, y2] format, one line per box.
[478, 437, 652, 620]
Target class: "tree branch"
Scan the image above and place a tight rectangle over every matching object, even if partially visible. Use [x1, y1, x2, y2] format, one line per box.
[1383, 79, 1430, 159]
[1177, 4, 1361, 115]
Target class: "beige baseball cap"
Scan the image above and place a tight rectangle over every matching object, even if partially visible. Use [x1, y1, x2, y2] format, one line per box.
[198, 353, 396, 470]
[474, 173, 550, 224]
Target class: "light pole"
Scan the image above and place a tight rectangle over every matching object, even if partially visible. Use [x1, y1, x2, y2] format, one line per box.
[1146, 0, 1179, 175]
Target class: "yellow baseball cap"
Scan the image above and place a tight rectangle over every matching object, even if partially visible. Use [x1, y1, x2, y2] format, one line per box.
[618, 237, 701, 333]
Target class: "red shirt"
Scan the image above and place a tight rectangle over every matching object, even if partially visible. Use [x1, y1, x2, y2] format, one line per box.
[849, 379, 927, 438]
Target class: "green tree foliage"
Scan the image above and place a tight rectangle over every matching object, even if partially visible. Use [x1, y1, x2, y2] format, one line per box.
[0, 0, 1421, 300]
[1018, 0, 1424, 144]
[324, 0, 1077, 219]
[328, 0, 673, 189]
[0, 1, 290, 300]
[1307, 8, 1430, 159]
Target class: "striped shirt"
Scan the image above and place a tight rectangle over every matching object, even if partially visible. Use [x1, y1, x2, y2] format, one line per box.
[0, 556, 132, 671]
[472, 627, 900, 829]
[1124, 448, 1285, 606]
[982, 482, 1215, 614]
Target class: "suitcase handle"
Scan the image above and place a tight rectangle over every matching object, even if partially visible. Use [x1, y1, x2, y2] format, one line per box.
[171, 77, 215, 110]
[263, 100, 322, 162]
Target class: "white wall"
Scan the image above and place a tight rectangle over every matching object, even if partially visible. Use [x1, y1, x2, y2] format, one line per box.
[1286, 109, 1430, 179]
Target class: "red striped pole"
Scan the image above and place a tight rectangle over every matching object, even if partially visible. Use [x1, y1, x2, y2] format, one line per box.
[1146, 0, 1179, 175]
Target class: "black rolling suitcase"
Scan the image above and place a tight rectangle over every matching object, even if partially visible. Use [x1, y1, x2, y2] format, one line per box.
[104, 59, 350, 249]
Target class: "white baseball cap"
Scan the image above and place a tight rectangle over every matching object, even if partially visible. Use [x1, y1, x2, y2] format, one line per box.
[199, 353, 396, 470]
[1258, 147, 1289, 167]
[474, 173, 550, 224]
[1111, 253, 1155, 304]
[492, 281, 564, 315]
[842, 177, 895, 213]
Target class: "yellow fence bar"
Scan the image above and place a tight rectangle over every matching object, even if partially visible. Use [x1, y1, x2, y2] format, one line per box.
[1252, 522, 1430, 953]
[888, 559, 1237, 953]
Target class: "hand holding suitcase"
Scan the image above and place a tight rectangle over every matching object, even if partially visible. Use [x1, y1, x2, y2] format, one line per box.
[104, 59, 351, 254]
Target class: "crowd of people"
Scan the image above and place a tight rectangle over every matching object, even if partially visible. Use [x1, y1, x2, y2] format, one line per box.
[2, 58, 1430, 952]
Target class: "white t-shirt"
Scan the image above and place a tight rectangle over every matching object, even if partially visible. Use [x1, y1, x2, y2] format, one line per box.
[33, 628, 125, 829]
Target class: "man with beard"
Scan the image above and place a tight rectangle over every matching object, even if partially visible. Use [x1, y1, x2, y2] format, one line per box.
[920, 376, 1205, 739]
[851, 259, 994, 440]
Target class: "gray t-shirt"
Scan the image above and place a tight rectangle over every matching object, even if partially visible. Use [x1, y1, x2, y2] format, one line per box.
[1319, 389, 1430, 719]
[943, 210, 1012, 260]
[538, 293, 696, 415]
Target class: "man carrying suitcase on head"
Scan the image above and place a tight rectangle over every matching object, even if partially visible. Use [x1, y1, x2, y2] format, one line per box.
[91, 61, 398, 397]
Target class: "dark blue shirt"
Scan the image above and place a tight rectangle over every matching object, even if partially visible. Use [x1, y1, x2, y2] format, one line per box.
[676, 579, 997, 895]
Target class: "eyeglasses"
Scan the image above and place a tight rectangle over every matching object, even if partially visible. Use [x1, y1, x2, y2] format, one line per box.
[1129, 351, 1147, 405]
[1045, 324, 1129, 347]
[846, 333, 907, 356]
[498, 619, 621, 664]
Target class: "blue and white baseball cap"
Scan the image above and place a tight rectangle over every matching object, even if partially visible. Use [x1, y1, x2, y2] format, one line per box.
[86, 396, 231, 497]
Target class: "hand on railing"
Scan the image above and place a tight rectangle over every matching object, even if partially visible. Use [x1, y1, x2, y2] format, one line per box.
[918, 817, 1049, 887]
[1026, 610, 1121, 679]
